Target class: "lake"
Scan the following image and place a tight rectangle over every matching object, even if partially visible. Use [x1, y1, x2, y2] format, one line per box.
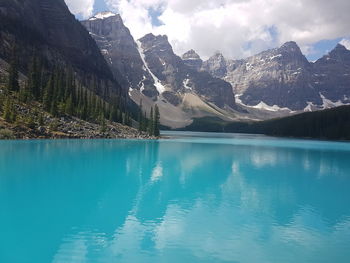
[1, 131, 350, 263]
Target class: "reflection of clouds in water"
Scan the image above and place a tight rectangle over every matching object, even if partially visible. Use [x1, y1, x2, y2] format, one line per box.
[126, 158, 131, 175]
[179, 155, 203, 185]
[154, 204, 186, 250]
[303, 155, 311, 171]
[48, 139, 350, 262]
[250, 148, 278, 168]
[108, 215, 148, 259]
[151, 163, 163, 182]
[153, 196, 350, 263]
[318, 157, 341, 177]
[50, 203, 350, 263]
[52, 232, 90, 263]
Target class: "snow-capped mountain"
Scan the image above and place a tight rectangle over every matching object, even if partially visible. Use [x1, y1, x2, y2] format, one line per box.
[199, 42, 350, 111]
[312, 44, 350, 107]
[82, 13, 236, 128]
[81, 12, 350, 127]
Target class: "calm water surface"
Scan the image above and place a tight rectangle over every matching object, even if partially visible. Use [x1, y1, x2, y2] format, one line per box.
[1, 132, 350, 263]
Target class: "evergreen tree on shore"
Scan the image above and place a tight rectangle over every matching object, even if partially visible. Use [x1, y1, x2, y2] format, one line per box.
[7, 46, 19, 92]
[1, 50, 137, 131]
[138, 99, 143, 132]
[3, 97, 15, 123]
[148, 107, 154, 135]
[43, 74, 54, 111]
[154, 104, 160, 137]
[27, 55, 42, 100]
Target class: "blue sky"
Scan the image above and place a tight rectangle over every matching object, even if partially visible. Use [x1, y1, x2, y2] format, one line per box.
[93, 0, 108, 13]
[66, 0, 350, 61]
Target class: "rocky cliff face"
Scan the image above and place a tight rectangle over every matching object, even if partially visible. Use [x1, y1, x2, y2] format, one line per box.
[182, 49, 203, 71]
[0, 0, 113, 78]
[200, 42, 350, 111]
[312, 44, 350, 105]
[138, 33, 236, 108]
[230, 42, 320, 110]
[0, 0, 119, 96]
[81, 12, 159, 98]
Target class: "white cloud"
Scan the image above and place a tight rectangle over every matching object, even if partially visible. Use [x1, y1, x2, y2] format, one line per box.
[340, 38, 350, 50]
[70, 0, 350, 60]
[65, 0, 95, 18]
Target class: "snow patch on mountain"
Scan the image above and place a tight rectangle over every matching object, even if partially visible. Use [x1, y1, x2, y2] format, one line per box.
[251, 102, 292, 112]
[183, 79, 192, 91]
[89, 12, 116, 20]
[235, 94, 293, 112]
[320, 93, 347, 109]
[269, 54, 282, 60]
[136, 40, 166, 94]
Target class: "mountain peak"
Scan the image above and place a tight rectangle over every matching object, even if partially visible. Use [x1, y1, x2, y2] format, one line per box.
[182, 49, 201, 60]
[334, 43, 347, 51]
[89, 11, 118, 21]
[139, 34, 170, 48]
[142, 33, 168, 40]
[280, 41, 300, 51]
[213, 51, 225, 58]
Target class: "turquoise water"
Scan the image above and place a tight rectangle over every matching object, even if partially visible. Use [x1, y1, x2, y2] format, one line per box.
[1, 131, 350, 263]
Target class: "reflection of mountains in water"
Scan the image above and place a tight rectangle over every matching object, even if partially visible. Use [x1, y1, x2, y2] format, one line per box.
[1, 138, 349, 262]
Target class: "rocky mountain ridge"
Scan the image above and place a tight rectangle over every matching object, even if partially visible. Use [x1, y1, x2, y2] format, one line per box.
[82, 11, 350, 128]
[194, 41, 350, 111]
[82, 13, 237, 128]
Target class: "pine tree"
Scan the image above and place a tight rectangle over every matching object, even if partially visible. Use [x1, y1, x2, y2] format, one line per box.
[148, 107, 154, 135]
[117, 109, 122, 123]
[138, 99, 143, 132]
[65, 95, 74, 116]
[27, 55, 41, 100]
[110, 106, 118, 122]
[3, 97, 14, 123]
[7, 46, 19, 92]
[154, 104, 160, 137]
[38, 113, 44, 126]
[143, 111, 148, 131]
[43, 74, 54, 111]
[50, 100, 58, 117]
[64, 67, 74, 100]
[100, 112, 106, 132]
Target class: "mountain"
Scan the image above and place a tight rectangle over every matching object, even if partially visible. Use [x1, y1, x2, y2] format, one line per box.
[80, 11, 350, 128]
[202, 52, 231, 79]
[81, 12, 159, 98]
[138, 33, 235, 108]
[0, 1, 154, 139]
[0, 0, 117, 91]
[201, 42, 320, 111]
[199, 42, 350, 112]
[312, 44, 350, 106]
[182, 49, 203, 71]
[82, 13, 237, 128]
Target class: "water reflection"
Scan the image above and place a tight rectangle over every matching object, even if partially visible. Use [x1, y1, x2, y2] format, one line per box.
[0, 136, 350, 263]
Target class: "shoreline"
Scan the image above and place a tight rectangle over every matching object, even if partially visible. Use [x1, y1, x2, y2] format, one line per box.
[0, 116, 157, 140]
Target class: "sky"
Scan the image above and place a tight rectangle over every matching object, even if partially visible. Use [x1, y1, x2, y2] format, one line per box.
[64, 0, 350, 61]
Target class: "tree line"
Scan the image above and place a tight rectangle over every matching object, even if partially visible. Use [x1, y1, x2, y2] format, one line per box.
[138, 100, 160, 137]
[1, 46, 160, 136]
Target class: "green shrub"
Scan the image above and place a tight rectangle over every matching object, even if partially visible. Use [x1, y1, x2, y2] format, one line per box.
[0, 129, 15, 139]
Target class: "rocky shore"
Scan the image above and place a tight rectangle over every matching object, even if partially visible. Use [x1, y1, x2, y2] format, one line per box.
[0, 116, 156, 140]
